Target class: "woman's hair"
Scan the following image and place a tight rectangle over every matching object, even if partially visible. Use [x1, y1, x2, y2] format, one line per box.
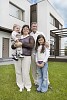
[21, 25, 30, 35]
[35, 34, 46, 53]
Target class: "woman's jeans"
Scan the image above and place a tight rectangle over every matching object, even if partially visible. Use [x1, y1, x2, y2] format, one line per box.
[37, 62, 48, 92]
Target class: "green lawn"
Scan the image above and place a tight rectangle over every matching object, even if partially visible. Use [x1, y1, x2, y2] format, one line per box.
[0, 62, 67, 100]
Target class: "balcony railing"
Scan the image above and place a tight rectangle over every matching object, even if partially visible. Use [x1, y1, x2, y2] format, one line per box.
[50, 49, 67, 58]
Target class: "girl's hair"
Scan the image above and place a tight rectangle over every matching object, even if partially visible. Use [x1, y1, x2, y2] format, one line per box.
[21, 25, 30, 35]
[35, 34, 46, 53]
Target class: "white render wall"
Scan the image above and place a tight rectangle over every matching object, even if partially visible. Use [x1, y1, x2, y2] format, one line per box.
[0, 0, 30, 58]
[0, 0, 30, 29]
[37, 0, 64, 43]
[0, 31, 11, 58]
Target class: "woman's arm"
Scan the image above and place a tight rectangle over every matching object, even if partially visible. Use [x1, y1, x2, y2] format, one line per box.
[22, 36, 35, 49]
[11, 41, 22, 49]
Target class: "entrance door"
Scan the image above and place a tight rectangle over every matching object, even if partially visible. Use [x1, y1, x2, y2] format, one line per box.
[2, 38, 9, 58]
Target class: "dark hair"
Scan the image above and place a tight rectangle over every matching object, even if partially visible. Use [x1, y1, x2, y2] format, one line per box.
[35, 34, 46, 53]
[31, 22, 37, 26]
[21, 25, 30, 35]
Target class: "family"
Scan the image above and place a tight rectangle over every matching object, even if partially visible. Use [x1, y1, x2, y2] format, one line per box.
[11, 22, 50, 93]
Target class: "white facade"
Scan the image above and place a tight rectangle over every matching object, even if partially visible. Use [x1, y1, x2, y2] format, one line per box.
[0, 0, 30, 29]
[0, 0, 64, 58]
[0, 0, 30, 58]
[37, 0, 64, 42]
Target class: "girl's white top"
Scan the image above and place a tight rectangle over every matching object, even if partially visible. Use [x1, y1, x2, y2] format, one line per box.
[36, 45, 50, 63]
[30, 31, 45, 55]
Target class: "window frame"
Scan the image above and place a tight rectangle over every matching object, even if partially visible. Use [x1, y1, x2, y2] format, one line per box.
[9, 2, 25, 21]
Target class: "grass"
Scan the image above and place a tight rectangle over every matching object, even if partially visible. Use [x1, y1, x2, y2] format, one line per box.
[0, 62, 67, 100]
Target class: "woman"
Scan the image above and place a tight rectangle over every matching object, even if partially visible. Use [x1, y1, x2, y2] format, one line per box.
[12, 25, 35, 92]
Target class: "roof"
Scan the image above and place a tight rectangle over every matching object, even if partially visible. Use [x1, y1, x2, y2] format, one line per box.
[0, 26, 12, 33]
[50, 28, 67, 38]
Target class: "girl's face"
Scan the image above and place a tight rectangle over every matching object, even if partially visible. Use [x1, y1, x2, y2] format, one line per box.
[14, 26, 20, 33]
[23, 27, 29, 35]
[38, 37, 45, 45]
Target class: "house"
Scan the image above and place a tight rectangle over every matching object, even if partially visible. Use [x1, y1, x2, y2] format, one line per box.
[0, 0, 64, 59]
[30, 0, 64, 56]
[0, 0, 30, 58]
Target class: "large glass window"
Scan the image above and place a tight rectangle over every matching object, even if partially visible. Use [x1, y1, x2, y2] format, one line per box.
[9, 2, 25, 21]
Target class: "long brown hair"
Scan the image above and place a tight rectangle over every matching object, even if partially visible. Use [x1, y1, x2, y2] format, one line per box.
[35, 34, 46, 53]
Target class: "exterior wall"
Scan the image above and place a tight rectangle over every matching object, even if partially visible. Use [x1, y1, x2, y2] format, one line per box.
[0, 31, 11, 58]
[37, 0, 64, 43]
[0, 0, 30, 58]
[0, 0, 30, 29]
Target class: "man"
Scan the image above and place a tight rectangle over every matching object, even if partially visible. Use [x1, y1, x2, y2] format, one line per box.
[30, 22, 50, 86]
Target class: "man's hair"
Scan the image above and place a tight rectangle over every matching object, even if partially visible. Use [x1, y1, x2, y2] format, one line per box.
[31, 22, 37, 26]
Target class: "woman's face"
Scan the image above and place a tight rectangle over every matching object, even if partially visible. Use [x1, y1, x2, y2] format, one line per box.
[23, 27, 29, 35]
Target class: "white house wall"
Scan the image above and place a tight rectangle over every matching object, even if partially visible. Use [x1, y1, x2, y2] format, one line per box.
[0, 31, 11, 58]
[0, 0, 30, 29]
[37, 0, 64, 43]
[9, 0, 31, 29]
[0, 0, 30, 58]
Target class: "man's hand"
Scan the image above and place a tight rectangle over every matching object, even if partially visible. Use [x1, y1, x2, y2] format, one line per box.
[45, 42, 49, 48]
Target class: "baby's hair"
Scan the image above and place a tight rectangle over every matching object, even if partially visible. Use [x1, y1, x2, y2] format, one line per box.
[13, 24, 19, 31]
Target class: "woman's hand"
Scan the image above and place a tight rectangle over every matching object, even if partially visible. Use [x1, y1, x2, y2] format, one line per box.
[36, 62, 45, 68]
[14, 42, 22, 47]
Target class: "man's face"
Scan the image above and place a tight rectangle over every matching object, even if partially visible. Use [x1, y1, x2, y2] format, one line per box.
[31, 23, 37, 33]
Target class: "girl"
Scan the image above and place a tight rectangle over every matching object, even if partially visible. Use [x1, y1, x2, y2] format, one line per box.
[35, 34, 49, 93]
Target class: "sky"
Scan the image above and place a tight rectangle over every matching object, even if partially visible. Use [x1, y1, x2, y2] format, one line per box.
[30, 0, 67, 28]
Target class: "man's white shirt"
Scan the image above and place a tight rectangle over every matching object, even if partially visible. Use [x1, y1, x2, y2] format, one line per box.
[30, 31, 45, 43]
[30, 31, 46, 55]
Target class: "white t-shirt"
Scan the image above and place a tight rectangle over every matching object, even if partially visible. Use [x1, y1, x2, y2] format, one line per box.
[36, 45, 49, 63]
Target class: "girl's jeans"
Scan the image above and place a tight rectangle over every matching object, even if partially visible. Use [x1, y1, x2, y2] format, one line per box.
[37, 62, 48, 92]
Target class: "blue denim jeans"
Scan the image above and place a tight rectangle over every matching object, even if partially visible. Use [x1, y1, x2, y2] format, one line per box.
[37, 62, 48, 92]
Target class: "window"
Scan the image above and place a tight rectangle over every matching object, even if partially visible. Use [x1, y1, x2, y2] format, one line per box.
[9, 2, 25, 21]
[50, 14, 55, 26]
[50, 14, 62, 29]
[59, 23, 62, 29]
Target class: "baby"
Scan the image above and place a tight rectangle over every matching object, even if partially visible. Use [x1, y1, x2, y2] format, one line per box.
[11, 24, 23, 61]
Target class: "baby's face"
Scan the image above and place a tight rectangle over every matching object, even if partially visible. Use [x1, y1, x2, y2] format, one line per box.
[14, 26, 20, 33]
